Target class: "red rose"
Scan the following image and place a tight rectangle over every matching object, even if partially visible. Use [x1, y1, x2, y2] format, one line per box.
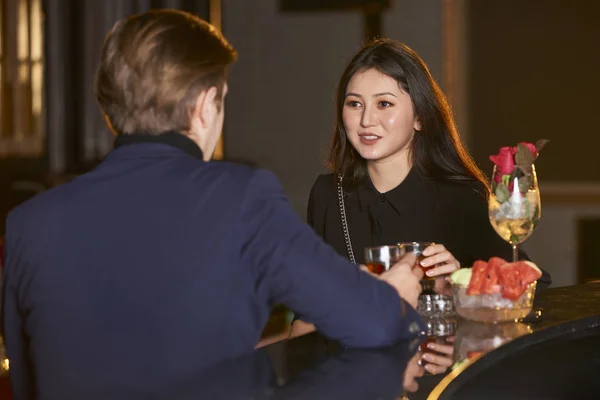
[489, 146, 515, 181]
[514, 142, 537, 158]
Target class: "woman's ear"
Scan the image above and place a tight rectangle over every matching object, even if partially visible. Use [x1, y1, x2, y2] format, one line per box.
[414, 117, 422, 132]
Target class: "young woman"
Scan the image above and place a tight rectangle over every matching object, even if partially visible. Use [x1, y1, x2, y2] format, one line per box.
[290, 39, 551, 346]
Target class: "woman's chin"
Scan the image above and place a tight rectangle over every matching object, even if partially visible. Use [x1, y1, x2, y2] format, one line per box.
[356, 148, 383, 161]
[356, 145, 408, 165]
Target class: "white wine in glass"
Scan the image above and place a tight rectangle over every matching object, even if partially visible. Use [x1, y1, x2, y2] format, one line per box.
[488, 165, 541, 262]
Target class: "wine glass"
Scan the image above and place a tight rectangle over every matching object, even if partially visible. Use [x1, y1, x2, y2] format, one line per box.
[488, 164, 541, 262]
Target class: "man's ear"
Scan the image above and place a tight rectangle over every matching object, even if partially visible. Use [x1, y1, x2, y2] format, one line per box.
[191, 86, 219, 129]
[103, 113, 118, 136]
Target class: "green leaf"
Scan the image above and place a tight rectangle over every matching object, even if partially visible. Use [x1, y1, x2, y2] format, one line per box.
[517, 165, 531, 176]
[518, 174, 532, 192]
[502, 174, 511, 187]
[535, 139, 549, 155]
[515, 143, 534, 174]
[495, 181, 510, 203]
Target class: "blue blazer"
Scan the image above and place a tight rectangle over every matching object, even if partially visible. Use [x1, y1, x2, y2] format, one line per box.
[2, 132, 422, 399]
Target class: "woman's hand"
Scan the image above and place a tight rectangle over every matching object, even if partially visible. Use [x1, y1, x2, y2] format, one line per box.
[420, 339, 455, 374]
[421, 244, 460, 295]
[420, 244, 460, 276]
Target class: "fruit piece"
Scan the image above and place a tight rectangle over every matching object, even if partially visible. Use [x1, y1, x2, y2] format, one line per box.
[481, 257, 507, 294]
[499, 273, 522, 301]
[450, 267, 472, 286]
[498, 261, 542, 300]
[523, 261, 542, 275]
[467, 260, 488, 295]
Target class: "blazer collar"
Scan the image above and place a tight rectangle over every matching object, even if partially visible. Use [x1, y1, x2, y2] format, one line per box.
[114, 131, 204, 160]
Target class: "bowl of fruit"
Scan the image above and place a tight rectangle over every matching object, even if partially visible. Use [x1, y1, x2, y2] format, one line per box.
[449, 257, 542, 323]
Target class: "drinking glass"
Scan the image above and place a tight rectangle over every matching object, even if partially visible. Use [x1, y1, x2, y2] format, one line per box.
[419, 316, 456, 354]
[488, 165, 541, 262]
[364, 245, 405, 275]
[398, 242, 436, 292]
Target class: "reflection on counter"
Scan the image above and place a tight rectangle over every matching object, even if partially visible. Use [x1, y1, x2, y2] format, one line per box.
[420, 317, 457, 353]
[191, 334, 424, 400]
[452, 321, 532, 370]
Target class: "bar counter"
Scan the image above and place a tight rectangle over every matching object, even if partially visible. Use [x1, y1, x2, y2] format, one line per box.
[189, 282, 600, 399]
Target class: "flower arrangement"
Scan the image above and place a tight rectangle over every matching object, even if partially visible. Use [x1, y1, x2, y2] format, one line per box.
[489, 140, 548, 203]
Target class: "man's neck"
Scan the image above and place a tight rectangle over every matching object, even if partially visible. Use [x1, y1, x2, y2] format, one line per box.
[182, 129, 215, 162]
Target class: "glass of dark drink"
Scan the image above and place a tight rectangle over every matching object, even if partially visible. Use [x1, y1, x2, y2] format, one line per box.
[364, 245, 405, 275]
[398, 242, 436, 292]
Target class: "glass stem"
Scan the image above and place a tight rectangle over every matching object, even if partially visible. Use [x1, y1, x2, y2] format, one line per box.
[512, 244, 519, 262]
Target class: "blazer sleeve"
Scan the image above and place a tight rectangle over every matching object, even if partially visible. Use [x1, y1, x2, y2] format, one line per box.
[461, 183, 552, 291]
[294, 174, 333, 323]
[2, 212, 35, 400]
[241, 170, 423, 348]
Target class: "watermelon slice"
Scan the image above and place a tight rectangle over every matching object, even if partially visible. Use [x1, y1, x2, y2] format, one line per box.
[467, 260, 488, 295]
[481, 257, 507, 294]
[497, 261, 542, 301]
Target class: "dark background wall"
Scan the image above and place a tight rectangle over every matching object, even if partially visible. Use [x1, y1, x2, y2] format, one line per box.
[468, 0, 600, 182]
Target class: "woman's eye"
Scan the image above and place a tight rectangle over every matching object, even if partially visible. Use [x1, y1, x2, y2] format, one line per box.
[379, 101, 393, 108]
[346, 100, 361, 107]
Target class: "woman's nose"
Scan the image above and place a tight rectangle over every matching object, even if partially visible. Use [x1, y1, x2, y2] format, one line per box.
[360, 106, 376, 127]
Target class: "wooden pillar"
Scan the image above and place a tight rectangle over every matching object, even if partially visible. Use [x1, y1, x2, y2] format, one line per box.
[5, 0, 19, 143]
[362, 1, 385, 40]
[209, 0, 224, 160]
[0, 0, 11, 142]
[442, 0, 469, 145]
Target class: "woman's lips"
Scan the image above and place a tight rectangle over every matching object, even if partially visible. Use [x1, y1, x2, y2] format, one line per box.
[359, 133, 382, 145]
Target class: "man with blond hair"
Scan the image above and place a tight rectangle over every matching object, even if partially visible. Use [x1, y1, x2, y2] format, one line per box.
[2, 9, 423, 399]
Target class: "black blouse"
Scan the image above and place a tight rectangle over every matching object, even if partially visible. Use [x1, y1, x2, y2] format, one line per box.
[307, 169, 551, 290]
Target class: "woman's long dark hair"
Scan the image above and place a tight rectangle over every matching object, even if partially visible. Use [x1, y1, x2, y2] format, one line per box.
[328, 38, 488, 192]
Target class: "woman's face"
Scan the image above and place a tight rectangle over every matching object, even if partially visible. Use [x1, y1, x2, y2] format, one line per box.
[343, 68, 420, 165]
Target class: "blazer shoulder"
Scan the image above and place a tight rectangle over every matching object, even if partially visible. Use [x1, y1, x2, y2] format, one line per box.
[228, 166, 290, 207]
[200, 161, 265, 194]
[6, 181, 70, 221]
[205, 160, 255, 179]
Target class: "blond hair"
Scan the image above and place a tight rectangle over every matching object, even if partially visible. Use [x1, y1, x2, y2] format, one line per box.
[94, 9, 237, 134]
